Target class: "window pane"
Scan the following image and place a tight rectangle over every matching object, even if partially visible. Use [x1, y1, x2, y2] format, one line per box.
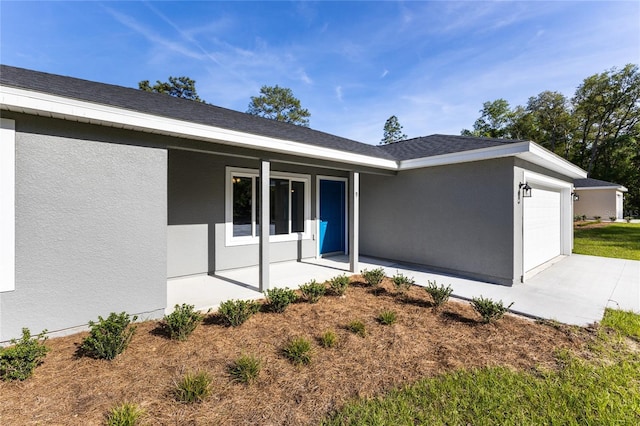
[270, 178, 289, 235]
[291, 181, 305, 232]
[233, 176, 253, 237]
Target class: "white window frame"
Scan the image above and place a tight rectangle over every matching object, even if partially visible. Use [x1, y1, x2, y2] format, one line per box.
[1, 118, 16, 292]
[225, 167, 311, 246]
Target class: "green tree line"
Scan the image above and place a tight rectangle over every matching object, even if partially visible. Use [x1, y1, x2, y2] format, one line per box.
[462, 64, 640, 216]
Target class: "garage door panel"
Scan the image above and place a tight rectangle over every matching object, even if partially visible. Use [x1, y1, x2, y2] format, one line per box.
[524, 188, 561, 271]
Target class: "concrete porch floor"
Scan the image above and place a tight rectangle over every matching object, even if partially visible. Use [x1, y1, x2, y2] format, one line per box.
[167, 254, 640, 327]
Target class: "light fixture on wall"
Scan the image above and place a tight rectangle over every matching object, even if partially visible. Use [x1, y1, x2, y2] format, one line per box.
[518, 182, 532, 203]
[571, 192, 579, 201]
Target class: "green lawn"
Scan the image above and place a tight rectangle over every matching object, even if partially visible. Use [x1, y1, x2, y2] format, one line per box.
[322, 310, 640, 425]
[573, 223, 640, 260]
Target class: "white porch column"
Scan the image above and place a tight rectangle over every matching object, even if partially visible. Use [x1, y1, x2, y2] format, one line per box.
[259, 160, 270, 292]
[349, 171, 359, 273]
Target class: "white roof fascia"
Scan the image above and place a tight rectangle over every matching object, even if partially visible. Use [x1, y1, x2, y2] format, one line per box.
[575, 186, 628, 192]
[398, 141, 531, 170]
[518, 143, 587, 179]
[398, 141, 587, 180]
[0, 86, 398, 170]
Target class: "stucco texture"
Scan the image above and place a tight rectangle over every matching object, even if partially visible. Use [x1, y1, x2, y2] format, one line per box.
[1, 119, 167, 341]
[360, 158, 516, 285]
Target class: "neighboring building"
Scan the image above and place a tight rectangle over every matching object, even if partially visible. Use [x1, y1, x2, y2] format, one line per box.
[0, 65, 586, 342]
[574, 178, 628, 220]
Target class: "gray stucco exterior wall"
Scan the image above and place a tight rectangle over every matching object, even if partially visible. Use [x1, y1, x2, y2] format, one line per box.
[0, 114, 167, 342]
[167, 149, 346, 276]
[360, 158, 516, 285]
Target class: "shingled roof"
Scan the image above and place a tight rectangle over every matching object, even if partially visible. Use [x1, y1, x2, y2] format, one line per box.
[0, 65, 394, 160]
[574, 178, 628, 190]
[378, 134, 526, 161]
[1, 64, 546, 165]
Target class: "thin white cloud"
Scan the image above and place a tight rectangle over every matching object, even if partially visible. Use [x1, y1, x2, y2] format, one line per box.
[104, 6, 205, 60]
[299, 69, 313, 85]
[335, 86, 343, 102]
[381, 69, 389, 78]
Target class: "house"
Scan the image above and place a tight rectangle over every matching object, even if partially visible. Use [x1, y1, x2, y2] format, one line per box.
[573, 178, 628, 220]
[0, 65, 586, 342]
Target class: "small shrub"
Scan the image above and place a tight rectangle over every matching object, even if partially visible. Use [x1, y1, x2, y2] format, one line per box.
[329, 274, 350, 296]
[574, 215, 582, 222]
[581, 214, 587, 221]
[162, 304, 204, 341]
[0, 328, 50, 381]
[594, 215, 601, 222]
[282, 337, 313, 365]
[625, 216, 632, 223]
[229, 354, 261, 384]
[471, 296, 514, 323]
[106, 402, 144, 426]
[217, 299, 260, 326]
[265, 287, 298, 313]
[347, 320, 367, 337]
[609, 216, 617, 222]
[424, 280, 453, 309]
[80, 312, 137, 360]
[392, 272, 414, 294]
[377, 310, 397, 325]
[299, 280, 326, 303]
[319, 330, 338, 348]
[174, 371, 212, 403]
[361, 268, 385, 289]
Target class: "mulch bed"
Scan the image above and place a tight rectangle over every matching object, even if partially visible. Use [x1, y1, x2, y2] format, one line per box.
[0, 276, 592, 425]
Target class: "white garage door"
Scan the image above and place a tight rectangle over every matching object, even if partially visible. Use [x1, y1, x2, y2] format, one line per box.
[524, 187, 561, 271]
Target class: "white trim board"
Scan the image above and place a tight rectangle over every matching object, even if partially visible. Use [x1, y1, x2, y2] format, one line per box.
[0, 118, 15, 292]
[2, 85, 587, 180]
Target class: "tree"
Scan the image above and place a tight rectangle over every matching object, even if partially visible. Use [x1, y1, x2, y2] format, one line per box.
[461, 99, 514, 138]
[381, 115, 408, 144]
[138, 76, 204, 102]
[459, 64, 640, 215]
[246, 85, 310, 127]
[571, 64, 640, 175]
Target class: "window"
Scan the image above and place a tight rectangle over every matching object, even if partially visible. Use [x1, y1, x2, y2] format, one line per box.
[227, 167, 310, 245]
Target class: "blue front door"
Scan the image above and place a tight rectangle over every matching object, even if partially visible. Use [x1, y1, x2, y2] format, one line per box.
[319, 179, 346, 255]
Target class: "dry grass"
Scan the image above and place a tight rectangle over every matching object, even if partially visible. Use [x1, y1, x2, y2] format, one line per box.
[0, 276, 590, 425]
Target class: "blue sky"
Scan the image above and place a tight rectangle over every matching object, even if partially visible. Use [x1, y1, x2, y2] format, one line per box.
[1, 1, 638, 144]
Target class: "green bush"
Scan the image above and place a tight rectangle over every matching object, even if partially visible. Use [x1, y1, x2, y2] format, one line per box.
[377, 310, 397, 325]
[299, 280, 326, 303]
[0, 328, 50, 381]
[229, 354, 261, 384]
[392, 272, 414, 294]
[105, 402, 144, 426]
[265, 287, 298, 313]
[80, 312, 137, 360]
[162, 304, 204, 341]
[347, 320, 367, 337]
[471, 296, 514, 323]
[594, 215, 602, 222]
[361, 268, 385, 289]
[282, 337, 313, 365]
[319, 330, 338, 348]
[424, 280, 453, 309]
[174, 371, 212, 403]
[609, 216, 617, 222]
[329, 274, 350, 296]
[218, 299, 261, 326]
[625, 216, 632, 223]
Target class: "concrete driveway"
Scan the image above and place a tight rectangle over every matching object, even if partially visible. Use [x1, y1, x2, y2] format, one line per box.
[360, 254, 640, 326]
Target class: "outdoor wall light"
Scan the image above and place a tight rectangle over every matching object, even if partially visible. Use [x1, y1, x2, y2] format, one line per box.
[572, 192, 580, 201]
[518, 182, 532, 203]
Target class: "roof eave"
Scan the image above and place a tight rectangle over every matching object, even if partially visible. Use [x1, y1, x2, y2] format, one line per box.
[0, 85, 398, 170]
[398, 141, 587, 179]
[575, 186, 628, 192]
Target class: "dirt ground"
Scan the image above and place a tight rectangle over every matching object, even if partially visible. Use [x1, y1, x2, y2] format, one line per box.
[0, 276, 592, 425]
